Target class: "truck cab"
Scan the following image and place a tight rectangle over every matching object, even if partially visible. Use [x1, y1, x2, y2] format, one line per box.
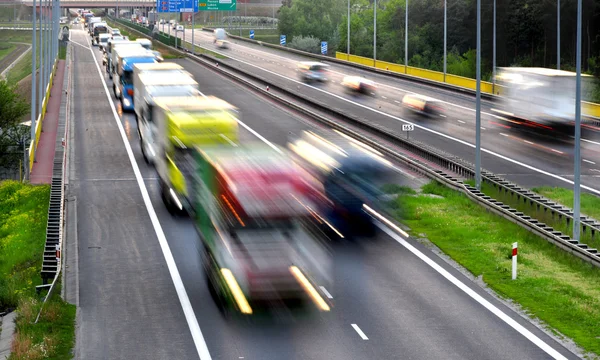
[192, 144, 332, 315]
[135, 71, 200, 163]
[87, 17, 101, 35]
[112, 48, 156, 109]
[107, 41, 143, 78]
[151, 96, 240, 215]
[92, 22, 108, 45]
[135, 38, 152, 50]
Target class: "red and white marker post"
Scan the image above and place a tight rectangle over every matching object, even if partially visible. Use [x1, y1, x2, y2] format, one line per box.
[512, 242, 518, 280]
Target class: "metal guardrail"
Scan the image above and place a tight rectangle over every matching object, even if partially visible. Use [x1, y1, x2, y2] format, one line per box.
[116, 19, 600, 267]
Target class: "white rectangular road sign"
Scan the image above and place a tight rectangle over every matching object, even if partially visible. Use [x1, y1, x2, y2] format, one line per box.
[402, 124, 415, 131]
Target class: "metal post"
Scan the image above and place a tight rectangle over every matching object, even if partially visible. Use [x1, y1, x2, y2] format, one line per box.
[192, 11, 195, 53]
[30, 0, 37, 170]
[347, 0, 350, 57]
[272, 0, 274, 20]
[557, 0, 560, 69]
[573, 0, 582, 241]
[39, 0, 44, 121]
[475, 0, 481, 189]
[373, 0, 376, 66]
[404, 0, 408, 73]
[492, 0, 496, 94]
[443, 0, 446, 82]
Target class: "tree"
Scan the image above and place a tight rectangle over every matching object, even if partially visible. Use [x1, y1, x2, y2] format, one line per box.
[278, 0, 345, 49]
[0, 80, 30, 173]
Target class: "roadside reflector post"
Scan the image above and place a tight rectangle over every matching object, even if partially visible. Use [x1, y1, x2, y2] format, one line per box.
[55, 243, 61, 262]
[512, 242, 517, 280]
[266, 86, 269, 91]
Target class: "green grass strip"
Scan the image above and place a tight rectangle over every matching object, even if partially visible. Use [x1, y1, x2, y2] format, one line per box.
[532, 186, 600, 221]
[387, 181, 600, 356]
[0, 181, 49, 310]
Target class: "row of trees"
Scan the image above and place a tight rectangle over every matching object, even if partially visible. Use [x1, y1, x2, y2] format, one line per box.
[278, 0, 600, 98]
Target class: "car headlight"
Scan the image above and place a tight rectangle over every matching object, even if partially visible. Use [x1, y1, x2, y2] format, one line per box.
[123, 98, 131, 106]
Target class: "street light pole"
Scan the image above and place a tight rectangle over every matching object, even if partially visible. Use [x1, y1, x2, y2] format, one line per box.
[404, 0, 408, 73]
[557, 0, 560, 69]
[347, 0, 350, 58]
[475, 0, 481, 189]
[30, 0, 37, 173]
[38, 0, 44, 121]
[373, 0, 376, 66]
[443, 0, 446, 82]
[492, 0, 496, 94]
[573, 0, 582, 241]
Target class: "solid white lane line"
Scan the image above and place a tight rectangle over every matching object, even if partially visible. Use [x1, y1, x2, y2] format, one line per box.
[394, 100, 401, 104]
[183, 46, 600, 195]
[375, 222, 567, 360]
[551, 149, 564, 154]
[457, 120, 466, 124]
[84, 32, 212, 360]
[524, 140, 534, 145]
[581, 138, 600, 146]
[351, 324, 369, 340]
[319, 286, 333, 299]
[500, 133, 509, 137]
[583, 159, 596, 165]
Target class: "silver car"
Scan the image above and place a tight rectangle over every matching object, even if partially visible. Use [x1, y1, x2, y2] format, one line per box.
[297, 62, 330, 82]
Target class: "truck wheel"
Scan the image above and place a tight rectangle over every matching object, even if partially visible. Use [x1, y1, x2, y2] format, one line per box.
[140, 138, 149, 164]
[159, 179, 176, 214]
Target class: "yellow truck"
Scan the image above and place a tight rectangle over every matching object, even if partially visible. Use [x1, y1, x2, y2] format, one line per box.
[150, 95, 240, 215]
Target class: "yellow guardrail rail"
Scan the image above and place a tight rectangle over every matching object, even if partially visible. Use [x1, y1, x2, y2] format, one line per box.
[29, 59, 58, 172]
[336, 52, 600, 118]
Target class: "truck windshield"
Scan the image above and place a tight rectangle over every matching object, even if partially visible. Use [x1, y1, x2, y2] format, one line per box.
[122, 71, 133, 85]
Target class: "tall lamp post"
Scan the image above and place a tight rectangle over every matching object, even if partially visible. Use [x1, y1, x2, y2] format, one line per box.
[573, 0, 583, 241]
[373, 0, 376, 66]
[404, 0, 408, 73]
[443, 0, 446, 82]
[347, 0, 350, 59]
[475, 0, 481, 189]
[557, 0, 560, 69]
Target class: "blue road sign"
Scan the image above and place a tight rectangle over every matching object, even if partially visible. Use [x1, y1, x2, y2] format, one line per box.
[321, 41, 328, 55]
[157, 0, 198, 13]
[280, 35, 286, 46]
[249, 30, 255, 39]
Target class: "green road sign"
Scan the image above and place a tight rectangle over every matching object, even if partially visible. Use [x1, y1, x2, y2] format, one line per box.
[198, 0, 237, 11]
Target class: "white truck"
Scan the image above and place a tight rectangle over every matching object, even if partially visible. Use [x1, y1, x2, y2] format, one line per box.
[108, 41, 144, 79]
[135, 38, 152, 50]
[111, 47, 155, 102]
[493, 67, 592, 135]
[87, 17, 101, 35]
[213, 28, 230, 49]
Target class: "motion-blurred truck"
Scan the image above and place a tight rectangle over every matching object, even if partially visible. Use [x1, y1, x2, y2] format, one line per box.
[288, 130, 394, 240]
[151, 96, 239, 214]
[492, 67, 592, 134]
[193, 144, 332, 315]
[87, 17, 101, 35]
[134, 69, 201, 163]
[106, 40, 144, 78]
[213, 28, 230, 49]
[112, 47, 156, 110]
[92, 22, 108, 45]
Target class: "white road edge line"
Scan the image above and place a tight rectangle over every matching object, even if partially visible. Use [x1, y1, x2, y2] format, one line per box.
[375, 222, 567, 360]
[583, 159, 595, 165]
[83, 30, 211, 360]
[319, 286, 333, 299]
[186, 44, 600, 196]
[351, 324, 369, 340]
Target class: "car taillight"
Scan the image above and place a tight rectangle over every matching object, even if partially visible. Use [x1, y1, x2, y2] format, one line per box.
[127, 88, 134, 96]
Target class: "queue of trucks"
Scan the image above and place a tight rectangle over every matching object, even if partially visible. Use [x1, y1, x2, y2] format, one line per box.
[85, 18, 393, 317]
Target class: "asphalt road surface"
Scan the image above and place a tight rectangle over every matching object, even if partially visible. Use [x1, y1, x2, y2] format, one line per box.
[173, 28, 600, 195]
[68, 25, 580, 360]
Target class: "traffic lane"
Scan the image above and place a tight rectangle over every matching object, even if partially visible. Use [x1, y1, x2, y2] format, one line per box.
[169, 57, 575, 360]
[190, 52, 600, 187]
[70, 28, 199, 360]
[183, 28, 495, 113]
[182, 28, 600, 161]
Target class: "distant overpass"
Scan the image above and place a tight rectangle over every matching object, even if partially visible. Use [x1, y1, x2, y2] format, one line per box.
[18, 0, 280, 8]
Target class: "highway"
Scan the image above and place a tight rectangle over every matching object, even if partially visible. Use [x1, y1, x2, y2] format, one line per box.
[67, 24, 580, 359]
[172, 27, 600, 194]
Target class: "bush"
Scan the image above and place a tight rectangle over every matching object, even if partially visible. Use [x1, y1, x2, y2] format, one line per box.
[288, 35, 321, 54]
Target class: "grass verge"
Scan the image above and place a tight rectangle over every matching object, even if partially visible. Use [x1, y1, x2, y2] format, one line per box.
[388, 181, 600, 356]
[10, 286, 76, 360]
[5, 48, 34, 85]
[466, 180, 600, 251]
[0, 181, 76, 360]
[0, 29, 34, 44]
[0, 181, 49, 310]
[0, 43, 16, 62]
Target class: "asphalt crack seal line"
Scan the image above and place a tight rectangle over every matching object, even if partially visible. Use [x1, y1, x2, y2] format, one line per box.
[186, 38, 600, 196]
[82, 30, 212, 360]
